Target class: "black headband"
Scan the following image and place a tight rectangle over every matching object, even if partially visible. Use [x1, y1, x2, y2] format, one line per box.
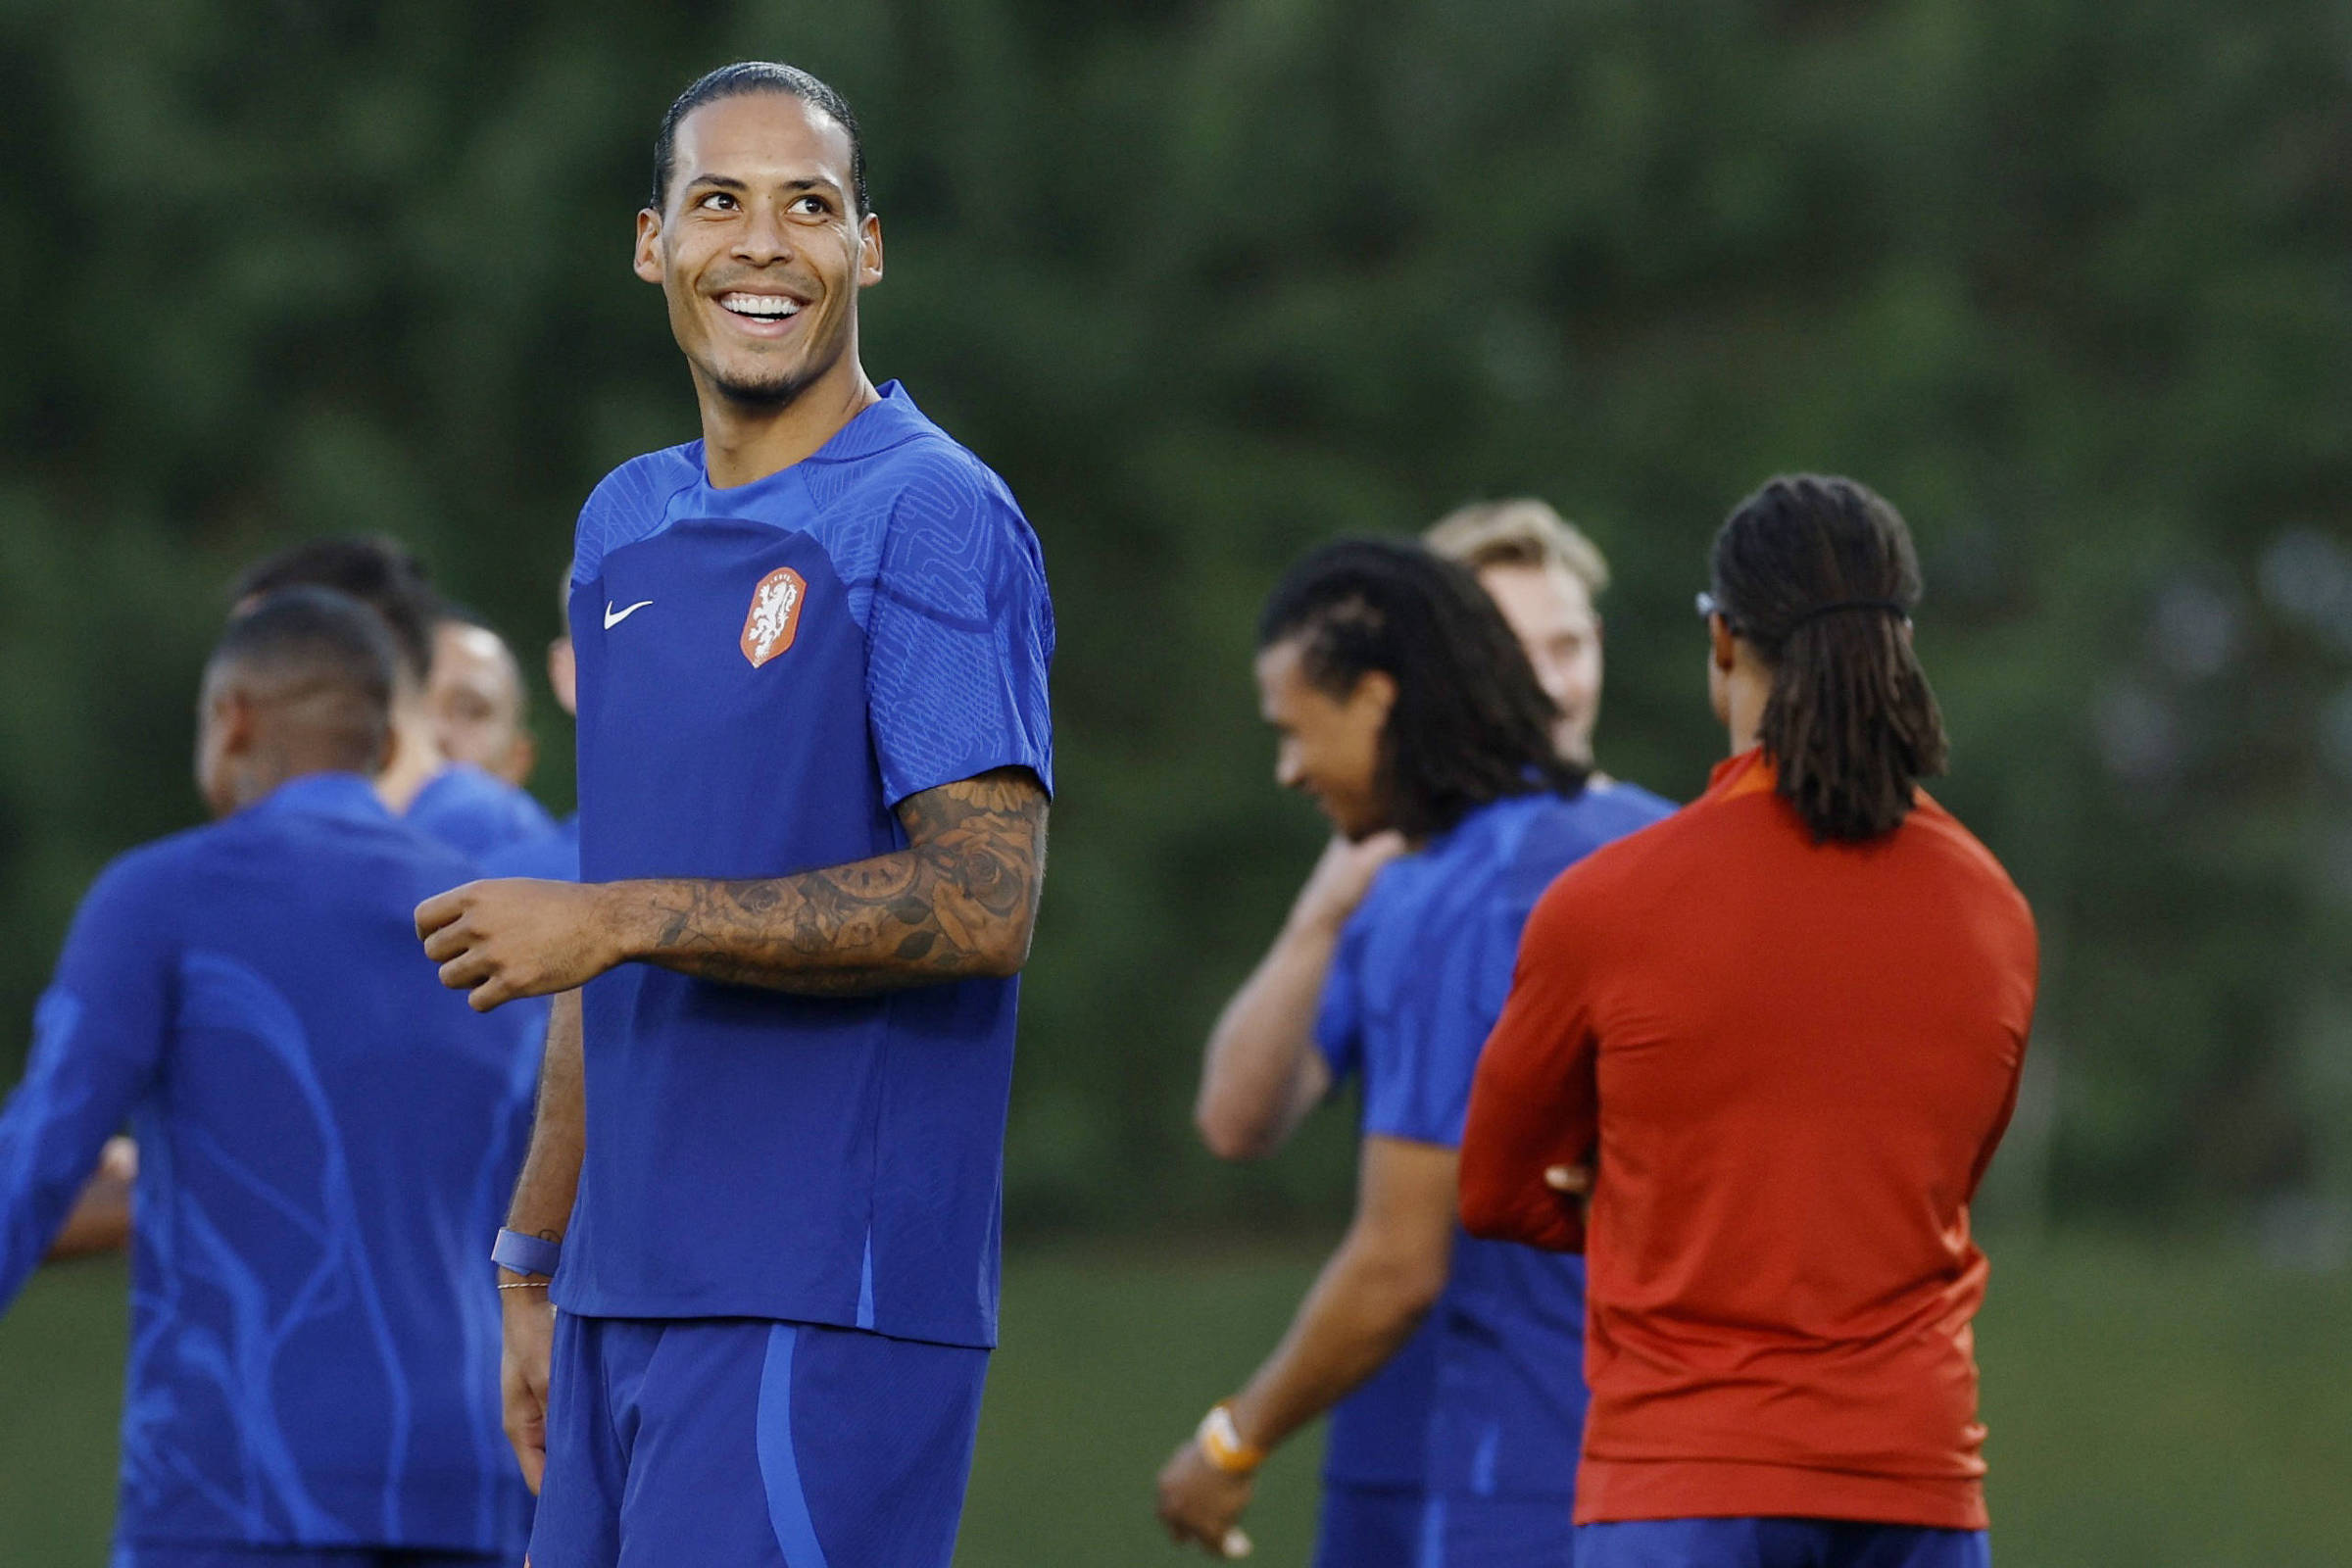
[1784, 598, 1909, 631]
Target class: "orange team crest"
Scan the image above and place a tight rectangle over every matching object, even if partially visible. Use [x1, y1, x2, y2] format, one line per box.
[740, 566, 808, 667]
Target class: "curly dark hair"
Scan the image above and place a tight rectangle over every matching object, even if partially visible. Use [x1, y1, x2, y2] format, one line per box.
[1258, 537, 1584, 841]
[1709, 474, 1950, 842]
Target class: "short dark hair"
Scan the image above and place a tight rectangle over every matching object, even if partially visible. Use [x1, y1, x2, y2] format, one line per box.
[211, 587, 398, 769]
[230, 535, 440, 688]
[650, 61, 868, 215]
[1258, 538, 1584, 841]
[1708, 474, 1951, 842]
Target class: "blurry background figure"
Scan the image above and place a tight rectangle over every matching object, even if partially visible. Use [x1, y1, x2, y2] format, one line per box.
[429, 609, 537, 788]
[1424, 501, 1612, 769]
[233, 536, 556, 860]
[0, 588, 539, 1567]
[477, 564, 579, 884]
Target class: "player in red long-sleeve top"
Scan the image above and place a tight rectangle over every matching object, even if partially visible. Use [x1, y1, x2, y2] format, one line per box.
[1459, 475, 2037, 1568]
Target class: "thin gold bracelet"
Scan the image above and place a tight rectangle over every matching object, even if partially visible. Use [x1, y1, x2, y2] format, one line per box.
[497, 1280, 552, 1291]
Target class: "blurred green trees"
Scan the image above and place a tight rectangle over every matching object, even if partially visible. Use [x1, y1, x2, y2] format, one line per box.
[0, 0, 2346, 1237]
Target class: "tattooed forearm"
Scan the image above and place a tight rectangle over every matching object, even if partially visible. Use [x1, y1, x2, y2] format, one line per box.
[601, 768, 1049, 996]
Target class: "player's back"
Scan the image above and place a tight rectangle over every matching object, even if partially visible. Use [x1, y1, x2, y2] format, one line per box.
[92, 774, 538, 1551]
[1544, 749, 2035, 1503]
[1319, 782, 1674, 1501]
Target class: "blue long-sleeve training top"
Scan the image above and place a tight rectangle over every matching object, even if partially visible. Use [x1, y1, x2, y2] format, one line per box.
[0, 771, 540, 1555]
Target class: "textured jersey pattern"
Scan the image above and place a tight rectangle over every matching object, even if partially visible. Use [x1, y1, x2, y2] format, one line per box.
[0, 774, 538, 1552]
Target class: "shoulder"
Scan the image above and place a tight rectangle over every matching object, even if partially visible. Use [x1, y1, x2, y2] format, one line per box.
[575, 443, 703, 580]
[1582, 778, 1679, 828]
[1906, 797, 2037, 934]
[79, 823, 214, 908]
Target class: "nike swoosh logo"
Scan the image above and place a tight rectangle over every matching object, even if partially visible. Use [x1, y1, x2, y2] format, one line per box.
[603, 600, 653, 629]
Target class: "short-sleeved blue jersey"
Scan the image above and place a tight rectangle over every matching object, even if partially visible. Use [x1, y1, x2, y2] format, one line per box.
[406, 760, 557, 861]
[0, 773, 541, 1554]
[1313, 782, 1675, 1498]
[560, 382, 1054, 1348]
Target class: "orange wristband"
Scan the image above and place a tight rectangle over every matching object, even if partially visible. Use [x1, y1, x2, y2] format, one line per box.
[1196, 1402, 1265, 1475]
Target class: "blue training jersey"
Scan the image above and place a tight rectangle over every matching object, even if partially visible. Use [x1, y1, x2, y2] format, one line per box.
[560, 380, 1054, 1348]
[0, 773, 541, 1553]
[478, 811, 580, 884]
[1314, 781, 1676, 1499]
[407, 760, 557, 860]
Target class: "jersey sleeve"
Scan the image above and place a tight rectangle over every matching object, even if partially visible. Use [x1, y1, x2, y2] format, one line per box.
[1354, 896, 1517, 1150]
[0, 855, 174, 1307]
[864, 462, 1055, 808]
[1458, 875, 1602, 1251]
[1312, 910, 1370, 1088]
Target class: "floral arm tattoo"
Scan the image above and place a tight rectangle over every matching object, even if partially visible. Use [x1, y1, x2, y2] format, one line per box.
[604, 768, 1049, 997]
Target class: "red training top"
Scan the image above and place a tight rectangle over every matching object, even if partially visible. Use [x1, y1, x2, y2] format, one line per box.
[1458, 748, 2037, 1530]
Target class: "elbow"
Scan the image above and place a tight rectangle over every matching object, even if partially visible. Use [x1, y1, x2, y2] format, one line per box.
[969, 909, 1037, 981]
[1194, 1099, 1280, 1163]
[1355, 1242, 1450, 1325]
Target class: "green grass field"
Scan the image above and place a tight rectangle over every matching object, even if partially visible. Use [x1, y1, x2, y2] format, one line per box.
[2, 1234, 2343, 1564]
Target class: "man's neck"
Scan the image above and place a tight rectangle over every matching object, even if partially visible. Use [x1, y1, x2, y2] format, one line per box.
[375, 708, 445, 813]
[698, 361, 881, 489]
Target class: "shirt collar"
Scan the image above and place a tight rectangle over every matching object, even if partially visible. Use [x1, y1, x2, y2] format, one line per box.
[245, 770, 391, 826]
[1706, 746, 1779, 802]
[690, 379, 930, 496]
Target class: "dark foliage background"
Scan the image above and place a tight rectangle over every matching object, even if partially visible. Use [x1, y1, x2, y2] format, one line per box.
[2, 0, 2348, 1244]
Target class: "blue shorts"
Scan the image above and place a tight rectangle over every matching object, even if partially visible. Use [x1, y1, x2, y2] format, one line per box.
[1312, 1484, 1577, 1568]
[113, 1548, 507, 1568]
[1576, 1518, 1990, 1568]
[529, 1313, 987, 1568]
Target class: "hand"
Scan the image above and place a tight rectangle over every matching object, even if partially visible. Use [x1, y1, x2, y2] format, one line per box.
[1545, 1162, 1592, 1214]
[1154, 1439, 1255, 1558]
[417, 879, 616, 1011]
[501, 1282, 557, 1494]
[1291, 831, 1407, 936]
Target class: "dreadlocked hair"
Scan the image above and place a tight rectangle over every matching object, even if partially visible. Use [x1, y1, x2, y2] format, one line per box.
[1710, 474, 1949, 843]
[1258, 537, 1585, 841]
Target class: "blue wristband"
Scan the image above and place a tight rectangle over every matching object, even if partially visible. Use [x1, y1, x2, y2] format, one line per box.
[493, 1228, 563, 1278]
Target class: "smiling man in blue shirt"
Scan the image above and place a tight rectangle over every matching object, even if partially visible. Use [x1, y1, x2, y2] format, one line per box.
[416, 61, 1054, 1568]
[0, 588, 541, 1568]
[1154, 540, 1672, 1565]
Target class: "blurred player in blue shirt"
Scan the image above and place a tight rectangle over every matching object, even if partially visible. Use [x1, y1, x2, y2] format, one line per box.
[416, 63, 1052, 1568]
[1154, 540, 1672, 1565]
[477, 568, 581, 887]
[234, 536, 557, 860]
[0, 588, 542, 1568]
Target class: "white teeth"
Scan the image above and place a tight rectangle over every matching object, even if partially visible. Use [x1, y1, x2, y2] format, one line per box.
[720, 293, 802, 318]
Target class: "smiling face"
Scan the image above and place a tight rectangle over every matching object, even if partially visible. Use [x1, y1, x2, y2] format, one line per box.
[1254, 638, 1397, 841]
[634, 90, 883, 410]
[1477, 561, 1603, 765]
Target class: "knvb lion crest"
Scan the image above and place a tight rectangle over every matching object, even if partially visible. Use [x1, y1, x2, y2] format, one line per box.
[740, 566, 808, 667]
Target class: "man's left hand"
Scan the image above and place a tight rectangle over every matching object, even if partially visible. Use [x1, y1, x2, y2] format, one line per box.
[416, 879, 616, 1011]
[1154, 1439, 1255, 1558]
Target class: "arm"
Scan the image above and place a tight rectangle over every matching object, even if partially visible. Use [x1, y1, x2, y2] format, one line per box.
[497, 987, 583, 1494]
[1195, 833, 1403, 1160]
[1457, 889, 1598, 1250]
[418, 767, 1049, 1010]
[0, 868, 170, 1308]
[1154, 1135, 1457, 1555]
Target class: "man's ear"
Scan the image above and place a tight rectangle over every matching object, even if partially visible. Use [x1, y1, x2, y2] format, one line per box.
[1351, 668, 1399, 725]
[214, 690, 259, 759]
[633, 208, 664, 285]
[1710, 616, 1739, 674]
